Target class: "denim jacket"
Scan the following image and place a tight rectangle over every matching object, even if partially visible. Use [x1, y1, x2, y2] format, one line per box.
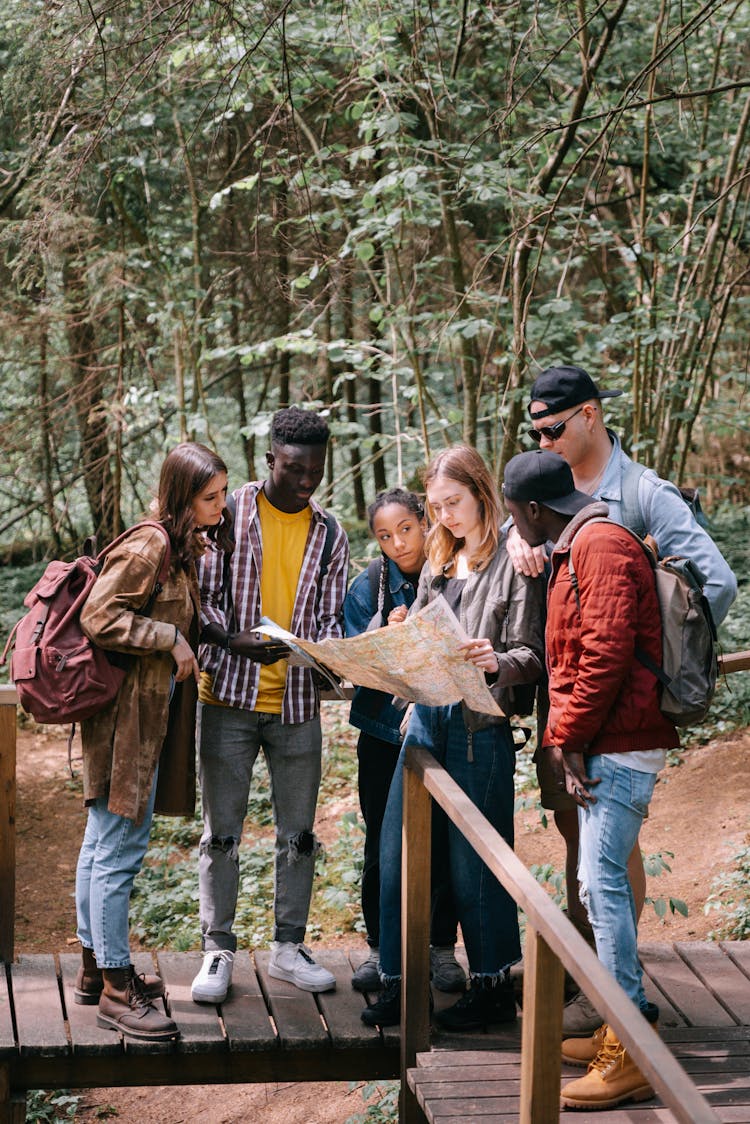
[343, 557, 420, 745]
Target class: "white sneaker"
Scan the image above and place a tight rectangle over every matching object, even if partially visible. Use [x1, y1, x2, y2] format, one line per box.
[268, 942, 336, 993]
[191, 949, 234, 1003]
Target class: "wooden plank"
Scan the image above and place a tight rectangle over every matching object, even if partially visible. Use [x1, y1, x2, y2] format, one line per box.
[0, 967, 15, 1056]
[311, 949, 382, 1049]
[254, 949, 328, 1050]
[676, 942, 750, 1025]
[0, 703, 16, 963]
[721, 941, 750, 980]
[154, 951, 226, 1053]
[640, 959, 687, 1028]
[58, 954, 121, 1055]
[219, 950, 277, 1052]
[639, 943, 734, 1027]
[519, 925, 564, 1123]
[11, 955, 68, 1055]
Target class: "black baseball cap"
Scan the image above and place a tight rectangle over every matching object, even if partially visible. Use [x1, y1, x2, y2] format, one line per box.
[528, 364, 623, 420]
[503, 450, 593, 516]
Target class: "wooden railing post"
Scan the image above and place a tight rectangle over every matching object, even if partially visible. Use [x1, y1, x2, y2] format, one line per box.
[519, 924, 565, 1122]
[400, 749, 432, 1124]
[0, 689, 17, 963]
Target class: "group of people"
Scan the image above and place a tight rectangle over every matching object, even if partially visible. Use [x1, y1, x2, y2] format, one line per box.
[72, 365, 736, 1112]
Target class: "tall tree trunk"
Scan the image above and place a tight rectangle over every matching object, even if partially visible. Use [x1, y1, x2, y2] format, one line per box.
[63, 257, 120, 543]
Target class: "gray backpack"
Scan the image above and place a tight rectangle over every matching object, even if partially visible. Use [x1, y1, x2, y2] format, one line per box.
[568, 519, 718, 728]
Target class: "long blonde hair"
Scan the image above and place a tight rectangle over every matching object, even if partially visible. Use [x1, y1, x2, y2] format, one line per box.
[422, 446, 500, 574]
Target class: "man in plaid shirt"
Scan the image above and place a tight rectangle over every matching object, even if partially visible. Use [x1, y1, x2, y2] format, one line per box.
[191, 407, 349, 1001]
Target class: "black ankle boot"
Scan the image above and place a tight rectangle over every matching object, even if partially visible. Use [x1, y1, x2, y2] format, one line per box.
[361, 978, 401, 1027]
[434, 973, 517, 1032]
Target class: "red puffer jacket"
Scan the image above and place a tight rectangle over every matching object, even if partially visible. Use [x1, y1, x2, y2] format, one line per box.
[544, 503, 679, 756]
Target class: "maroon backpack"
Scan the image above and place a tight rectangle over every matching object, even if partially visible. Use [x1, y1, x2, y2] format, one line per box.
[1, 521, 171, 725]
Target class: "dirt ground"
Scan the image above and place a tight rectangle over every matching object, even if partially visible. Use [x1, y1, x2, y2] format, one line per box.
[13, 724, 750, 1123]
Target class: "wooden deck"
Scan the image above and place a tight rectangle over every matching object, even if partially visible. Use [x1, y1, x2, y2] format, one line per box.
[3, 940, 750, 1121]
[408, 940, 750, 1122]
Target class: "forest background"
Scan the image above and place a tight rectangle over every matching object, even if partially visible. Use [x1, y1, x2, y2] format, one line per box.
[0, 0, 749, 562]
[2, 5, 750, 1120]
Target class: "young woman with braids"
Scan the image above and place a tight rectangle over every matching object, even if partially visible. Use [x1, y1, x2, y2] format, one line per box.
[74, 443, 231, 1042]
[343, 488, 466, 994]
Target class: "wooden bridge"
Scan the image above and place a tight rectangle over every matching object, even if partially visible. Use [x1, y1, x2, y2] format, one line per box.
[2, 684, 750, 1122]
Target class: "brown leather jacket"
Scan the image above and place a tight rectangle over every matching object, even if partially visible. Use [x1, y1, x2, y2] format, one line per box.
[80, 524, 200, 824]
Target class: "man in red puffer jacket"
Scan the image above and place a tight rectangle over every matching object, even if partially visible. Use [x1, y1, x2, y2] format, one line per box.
[503, 449, 679, 1113]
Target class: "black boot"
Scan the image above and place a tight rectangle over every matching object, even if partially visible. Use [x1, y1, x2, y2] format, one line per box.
[434, 973, 517, 1032]
[75, 947, 165, 1006]
[361, 978, 401, 1027]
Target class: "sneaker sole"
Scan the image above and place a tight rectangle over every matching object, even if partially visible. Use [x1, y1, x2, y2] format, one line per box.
[96, 1013, 180, 1042]
[560, 1084, 654, 1109]
[191, 985, 230, 1004]
[268, 964, 336, 993]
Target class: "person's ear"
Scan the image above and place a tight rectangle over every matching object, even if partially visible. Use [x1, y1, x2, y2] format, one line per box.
[265, 451, 274, 470]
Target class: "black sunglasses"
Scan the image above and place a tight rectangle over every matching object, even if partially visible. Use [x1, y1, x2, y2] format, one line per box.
[527, 404, 584, 444]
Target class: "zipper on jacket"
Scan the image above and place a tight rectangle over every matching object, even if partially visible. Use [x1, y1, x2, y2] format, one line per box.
[467, 728, 474, 763]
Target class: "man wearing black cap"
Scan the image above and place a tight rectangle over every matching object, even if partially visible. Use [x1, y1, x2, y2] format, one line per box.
[505, 363, 736, 1036]
[503, 449, 679, 1111]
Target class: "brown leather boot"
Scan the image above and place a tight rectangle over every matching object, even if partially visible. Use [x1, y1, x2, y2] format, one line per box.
[75, 947, 165, 1006]
[97, 967, 179, 1042]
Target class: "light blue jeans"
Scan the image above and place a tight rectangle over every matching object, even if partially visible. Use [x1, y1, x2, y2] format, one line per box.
[75, 769, 158, 969]
[578, 754, 657, 1013]
[197, 703, 322, 950]
[379, 703, 520, 981]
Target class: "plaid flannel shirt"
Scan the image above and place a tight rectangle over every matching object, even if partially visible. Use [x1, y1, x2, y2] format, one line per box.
[199, 481, 349, 724]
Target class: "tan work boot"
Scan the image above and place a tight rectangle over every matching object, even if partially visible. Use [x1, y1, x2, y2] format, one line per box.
[560, 1024, 654, 1110]
[562, 1021, 607, 1067]
[75, 947, 165, 1006]
[97, 967, 179, 1042]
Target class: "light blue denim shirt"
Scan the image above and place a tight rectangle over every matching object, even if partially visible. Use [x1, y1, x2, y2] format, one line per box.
[502, 431, 737, 625]
[597, 432, 736, 625]
[343, 557, 420, 745]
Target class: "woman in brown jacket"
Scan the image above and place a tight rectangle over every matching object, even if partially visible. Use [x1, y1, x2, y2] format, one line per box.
[74, 442, 229, 1041]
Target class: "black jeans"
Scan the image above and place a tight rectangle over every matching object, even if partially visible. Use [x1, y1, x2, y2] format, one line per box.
[357, 729, 457, 948]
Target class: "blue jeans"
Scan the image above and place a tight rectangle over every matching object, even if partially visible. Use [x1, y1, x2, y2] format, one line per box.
[75, 769, 158, 969]
[197, 703, 322, 950]
[578, 754, 657, 1013]
[379, 703, 520, 980]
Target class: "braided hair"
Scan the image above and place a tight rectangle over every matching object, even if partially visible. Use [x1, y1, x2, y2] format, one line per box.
[367, 487, 425, 618]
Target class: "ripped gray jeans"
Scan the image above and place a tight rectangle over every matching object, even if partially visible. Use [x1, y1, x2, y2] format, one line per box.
[197, 702, 323, 949]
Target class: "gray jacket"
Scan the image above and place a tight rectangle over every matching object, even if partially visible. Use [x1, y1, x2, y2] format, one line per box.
[412, 536, 545, 731]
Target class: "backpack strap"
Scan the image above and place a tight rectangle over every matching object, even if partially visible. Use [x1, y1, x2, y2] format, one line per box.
[317, 511, 338, 591]
[98, 520, 172, 612]
[620, 460, 648, 538]
[567, 517, 668, 685]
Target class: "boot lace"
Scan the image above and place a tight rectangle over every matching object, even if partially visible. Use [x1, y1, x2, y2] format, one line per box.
[128, 971, 156, 1009]
[589, 1028, 626, 1075]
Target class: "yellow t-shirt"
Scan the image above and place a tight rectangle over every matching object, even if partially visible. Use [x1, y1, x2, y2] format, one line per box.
[254, 491, 312, 714]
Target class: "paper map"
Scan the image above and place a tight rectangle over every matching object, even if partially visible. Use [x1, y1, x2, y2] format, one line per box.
[257, 594, 503, 716]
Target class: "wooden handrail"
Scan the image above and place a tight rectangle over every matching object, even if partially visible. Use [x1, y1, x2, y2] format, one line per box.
[401, 744, 720, 1124]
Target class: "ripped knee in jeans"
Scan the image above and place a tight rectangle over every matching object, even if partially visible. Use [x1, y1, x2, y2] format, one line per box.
[201, 835, 240, 862]
[287, 830, 323, 864]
